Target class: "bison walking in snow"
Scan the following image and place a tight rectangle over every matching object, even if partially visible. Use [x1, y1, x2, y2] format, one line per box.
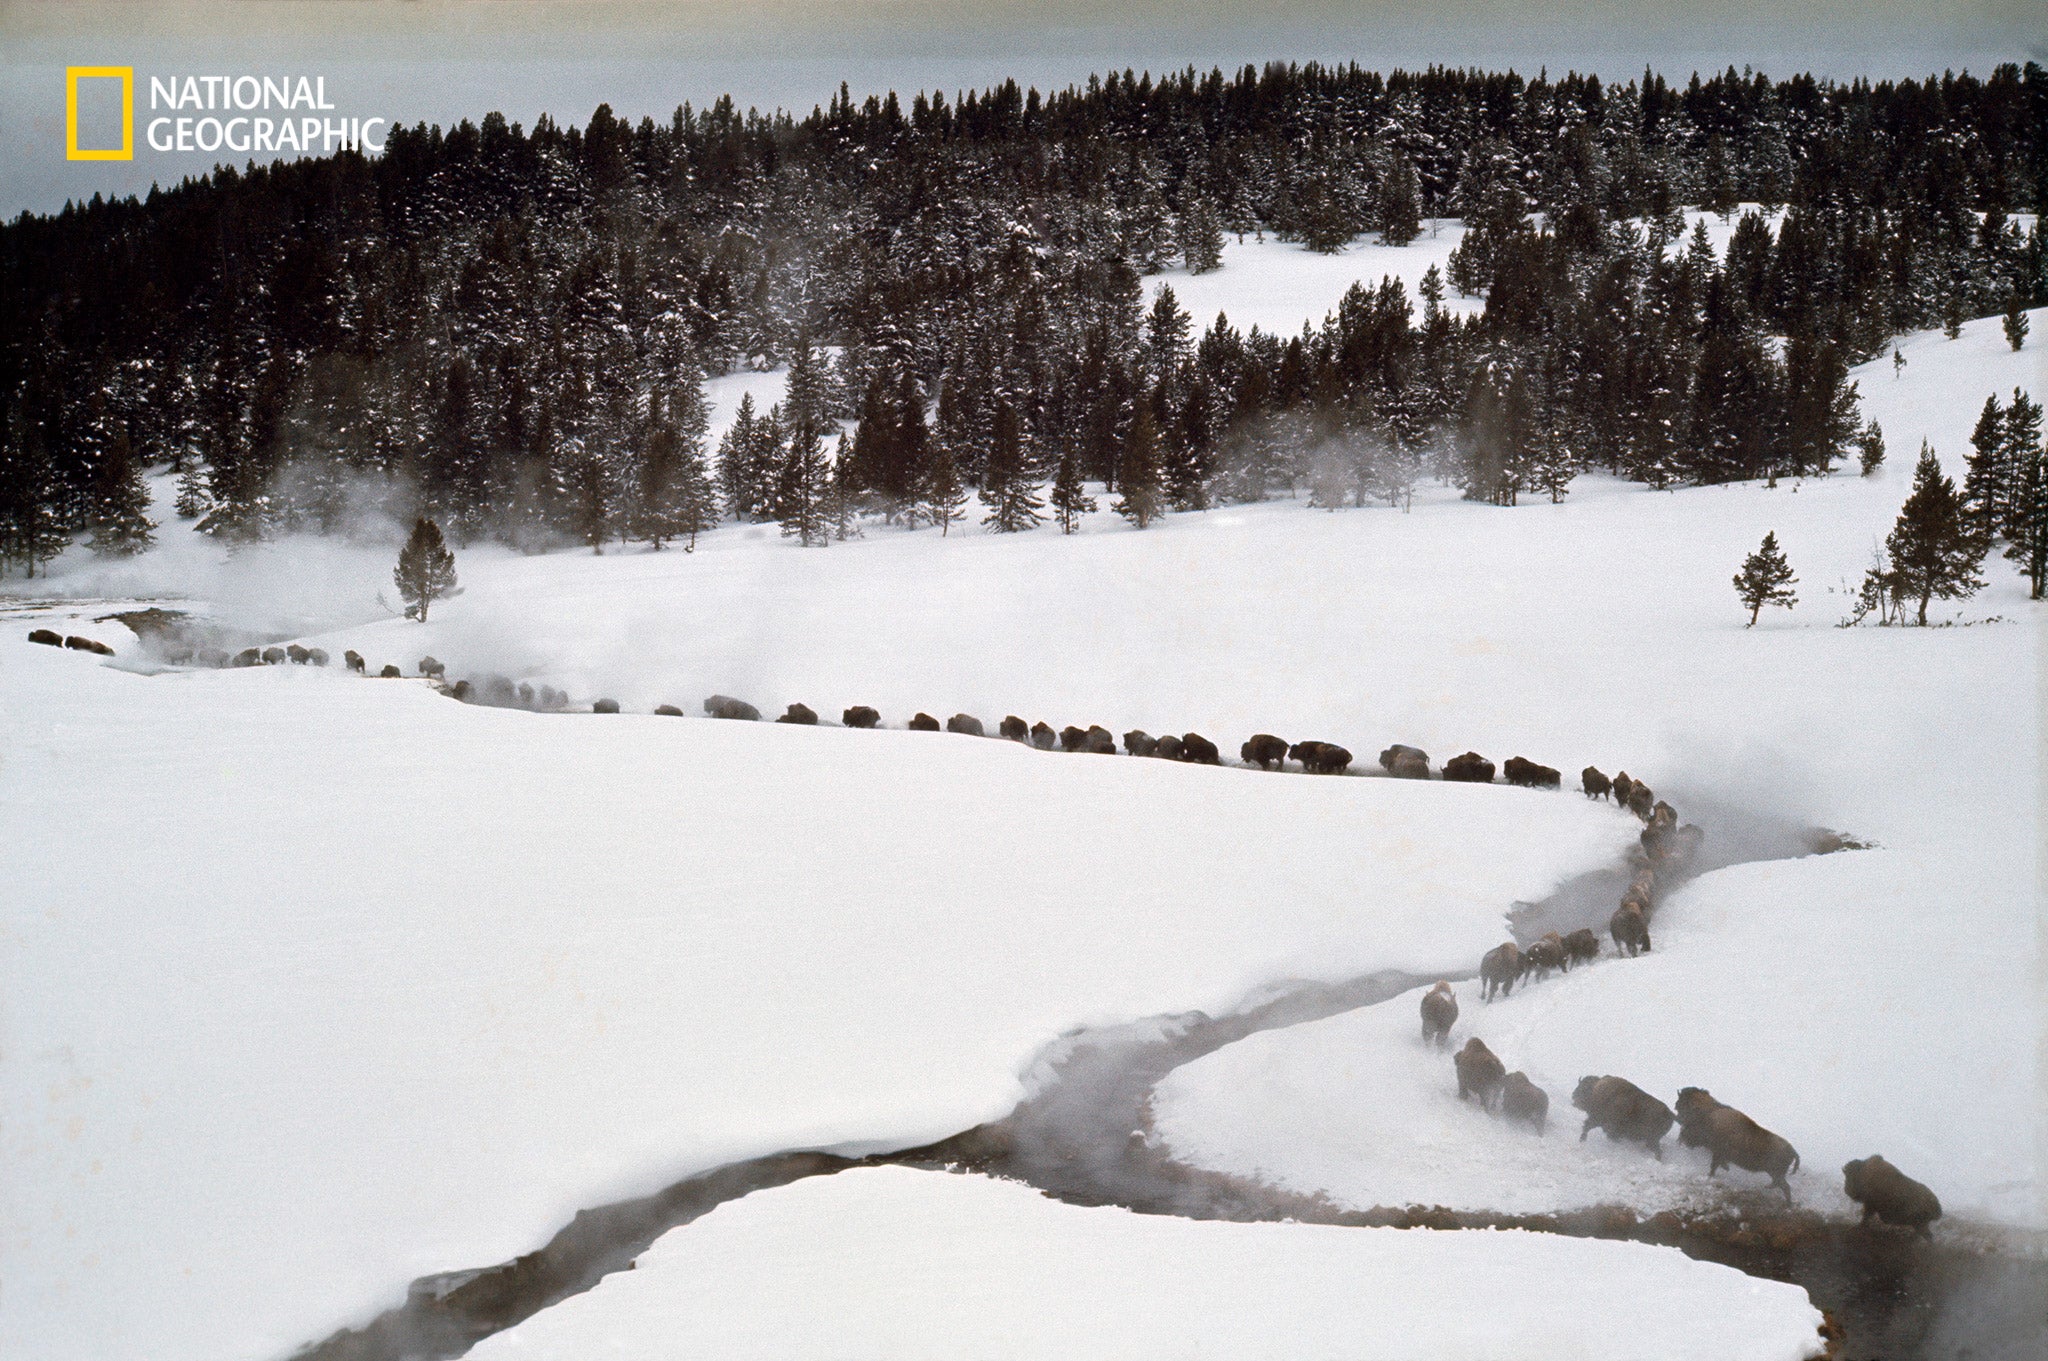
[1084, 725, 1118, 754]
[1572, 1076, 1674, 1158]
[1291, 740, 1352, 774]
[1582, 767, 1612, 800]
[1562, 928, 1601, 969]
[1842, 1155, 1942, 1237]
[1480, 942, 1522, 1001]
[1151, 734, 1183, 761]
[1177, 732, 1221, 764]
[999, 715, 1030, 742]
[1503, 756, 1561, 789]
[28, 628, 62, 646]
[1030, 721, 1058, 750]
[1420, 982, 1459, 1047]
[1610, 903, 1652, 957]
[843, 706, 881, 728]
[909, 712, 942, 732]
[1675, 1088, 1800, 1201]
[1443, 752, 1495, 783]
[947, 713, 985, 737]
[344, 649, 366, 674]
[1522, 933, 1566, 982]
[1455, 1038, 1507, 1109]
[1241, 733, 1289, 769]
[705, 695, 761, 721]
[1501, 1072, 1549, 1134]
[779, 703, 819, 725]
[1123, 729, 1157, 757]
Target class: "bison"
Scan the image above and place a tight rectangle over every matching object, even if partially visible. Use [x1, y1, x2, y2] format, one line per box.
[232, 647, 263, 667]
[1291, 740, 1353, 775]
[1610, 903, 1651, 957]
[1562, 928, 1600, 969]
[1627, 784, 1656, 820]
[779, 703, 819, 724]
[1503, 756, 1562, 789]
[1573, 1075, 1674, 1157]
[1676, 1088, 1800, 1201]
[1241, 733, 1289, 770]
[593, 698, 620, 714]
[1480, 942, 1522, 1001]
[379, 663, 402, 678]
[1611, 771, 1635, 806]
[1029, 721, 1058, 750]
[654, 704, 684, 717]
[843, 706, 881, 729]
[28, 628, 62, 646]
[705, 695, 762, 722]
[1151, 734, 1183, 761]
[1582, 766, 1612, 800]
[261, 646, 287, 665]
[418, 656, 445, 679]
[1378, 744, 1429, 774]
[1842, 1155, 1942, 1237]
[999, 715, 1030, 742]
[1178, 732, 1221, 765]
[1501, 1072, 1549, 1134]
[947, 713, 985, 737]
[306, 648, 329, 667]
[449, 680, 473, 701]
[344, 649, 366, 674]
[1084, 725, 1117, 754]
[66, 636, 115, 655]
[1059, 725, 1089, 752]
[1420, 982, 1458, 1047]
[1123, 729, 1157, 757]
[1455, 1038, 1507, 1109]
[286, 644, 311, 664]
[1522, 933, 1566, 982]
[1443, 752, 1495, 783]
[909, 712, 942, 732]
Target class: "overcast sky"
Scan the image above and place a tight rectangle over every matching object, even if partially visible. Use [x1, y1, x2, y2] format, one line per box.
[3, 0, 2040, 218]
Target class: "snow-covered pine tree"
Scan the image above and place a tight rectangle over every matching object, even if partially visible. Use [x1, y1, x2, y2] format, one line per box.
[1857, 420, 1886, 477]
[174, 461, 211, 519]
[2002, 390, 2043, 542]
[394, 516, 458, 621]
[1112, 401, 1165, 528]
[1886, 442, 1987, 625]
[919, 431, 968, 536]
[1733, 530, 1799, 625]
[1962, 393, 2007, 529]
[2004, 292, 2030, 351]
[777, 421, 831, 546]
[1177, 197, 1225, 274]
[1049, 448, 1095, 534]
[85, 425, 156, 555]
[1379, 152, 1422, 246]
[978, 401, 1043, 532]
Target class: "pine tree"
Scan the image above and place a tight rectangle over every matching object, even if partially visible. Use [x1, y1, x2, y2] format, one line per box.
[85, 426, 157, 556]
[2002, 390, 2043, 541]
[978, 401, 1043, 532]
[174, 462, 210, 519]
[2004, 432, 2047, 599]
[1113, 401, 1165, 528]
[1857, 420, 1886, 477]
[1380, 152, 1422, 246]
[394, 516, 458, 621]
[1733, 530, 1799, 625]
[1962, 393, 2006, 529]
[777, 421, 831, 546]
[919, 435, 967, 535]
[2004, 292, 2030, 351]
[1177, 198, 1225, 274]
[1885, 443, 1987, 625]
[1049, 448, 1095, 533]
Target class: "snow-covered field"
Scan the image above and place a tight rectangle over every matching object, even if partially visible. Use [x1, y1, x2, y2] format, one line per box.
[3, 222, 2040, 1361]
[465, 1167, 1828, 1361]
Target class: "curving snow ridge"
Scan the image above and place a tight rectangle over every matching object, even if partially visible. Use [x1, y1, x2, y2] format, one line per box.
[466, 1166, 1829, 1361]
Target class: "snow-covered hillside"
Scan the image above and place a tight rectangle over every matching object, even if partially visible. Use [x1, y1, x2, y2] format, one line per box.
[464, 1167, 1828, 1361]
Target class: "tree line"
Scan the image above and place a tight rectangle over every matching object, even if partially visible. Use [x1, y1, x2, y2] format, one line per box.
[2, 60, 2044, 574]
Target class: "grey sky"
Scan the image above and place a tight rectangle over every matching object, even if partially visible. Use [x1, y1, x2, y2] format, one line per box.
[3, 0, 2040, 218]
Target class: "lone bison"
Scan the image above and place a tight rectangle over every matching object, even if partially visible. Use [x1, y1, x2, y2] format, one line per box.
[28, 628, 62, 646]
[1378, 744, 1429, 774]
[344, 649, 366, 674]
[999, 715, 1030, 742]
[1561, 928, 1601, 969]
[705, 695, 762, 722]
[1503, 756, 1561, 789]
[1480, 942, 1522, 1001]
[1443, 752, 1495, 783]
[909, 712, 942, 732]
[1151, 734, 1183, 761]
[1241, 733, 1289, 770]
[1178, 732, 1221, 765]
[843, 706, 881, 729]
[1582, 767, 1612, 800]
[1676, 1088, 1800, 1201]
[654, 704, 684, 717]
[1501, 1072, 1549, 1134]
[418, 656, 445, 679]
[593, 698, 620, 714]
[1522, 933, 1566, 982]
[1029, 721, 1058, 750]
[1454, 1037, 1507, 1109]
[1610, 903, 1652, 957]
[1420, 982, 1458, 1047]
[946, 713, 985, 737]
[1573, 1076, 1674, 1157]
[1842, 1155, 1942, 1236]
[379, 663, 402, 678]
[1123, 729, 1157, 757]
[779, 703, 819, 725]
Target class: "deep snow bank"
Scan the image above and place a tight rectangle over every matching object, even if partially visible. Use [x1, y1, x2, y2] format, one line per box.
[0, 634, 1631, 1361]
[464, 1166, 1828, 1361]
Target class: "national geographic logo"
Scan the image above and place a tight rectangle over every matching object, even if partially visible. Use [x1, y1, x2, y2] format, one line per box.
[64, 68, 385, 162]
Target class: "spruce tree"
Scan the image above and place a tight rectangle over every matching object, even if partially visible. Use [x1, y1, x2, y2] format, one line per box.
[1733, 530, 1799, 625]
[1113, 401, 1165, 528]
[2004, 292, 2030, 351]
[1962, 393, 2007, 529]
[2002, 390, 2043, 540]
[919, 436, 967, 535]
[777, 422, 831, 546]
[85, 426, 157, 556]
[394, 517, 458, 622]
[174, 462, 210, 519]
[1177, 198, 1225, 274]
[1380, 153, 1422, 246]
[978, 401, 1043, 532]
[2003, 432, 2047, 599]
[1049, 449, 1095, 533]
[1885, 443, 1987, 625]
[1857, 420, 1886, 477]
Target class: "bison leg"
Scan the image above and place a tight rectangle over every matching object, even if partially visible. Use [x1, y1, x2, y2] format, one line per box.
[1775, 1174, 1793, 1202]
[1580, 1119, 1594, 1142]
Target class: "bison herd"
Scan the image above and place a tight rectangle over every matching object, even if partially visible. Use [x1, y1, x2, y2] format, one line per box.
[27, 628, 115, 655]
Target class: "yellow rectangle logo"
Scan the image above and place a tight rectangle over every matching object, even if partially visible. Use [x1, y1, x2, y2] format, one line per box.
[66, 66, 133, 161]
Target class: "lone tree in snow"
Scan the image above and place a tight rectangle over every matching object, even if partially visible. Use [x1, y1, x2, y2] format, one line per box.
[395, 517, 458, 622]
[1885, 443, 1986, 625]
[2004, 293, 2030, 352]
[1733, 531, 1799, 625]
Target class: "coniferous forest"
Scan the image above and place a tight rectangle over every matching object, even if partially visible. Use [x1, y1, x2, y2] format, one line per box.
[1, 61, 2043, 573]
